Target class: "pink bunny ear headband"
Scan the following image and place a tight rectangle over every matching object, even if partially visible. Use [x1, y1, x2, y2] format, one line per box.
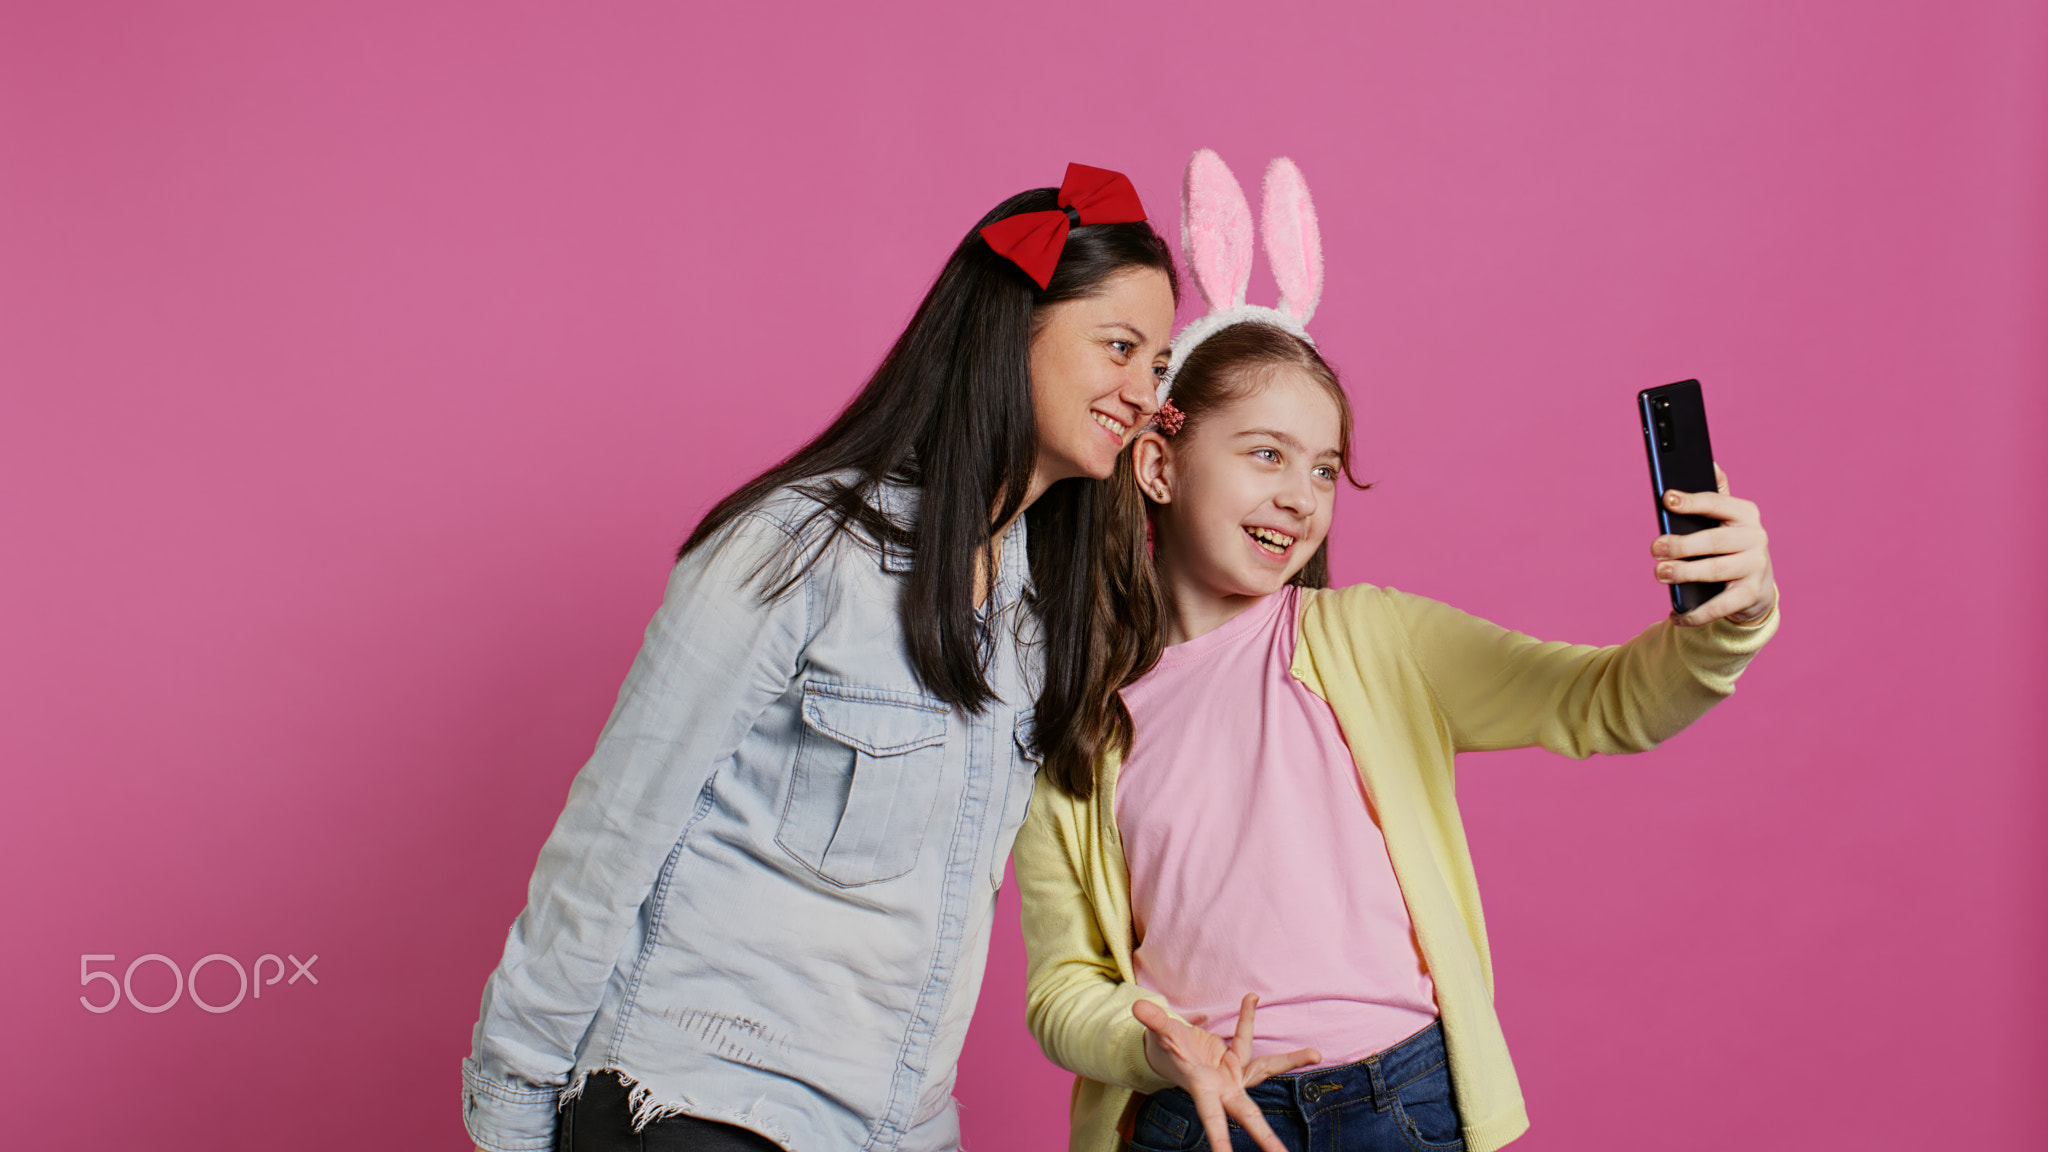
[1154, 149, 1324, 434]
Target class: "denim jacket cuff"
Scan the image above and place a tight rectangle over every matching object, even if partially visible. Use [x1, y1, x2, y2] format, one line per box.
[462, 1056, 562, 1152]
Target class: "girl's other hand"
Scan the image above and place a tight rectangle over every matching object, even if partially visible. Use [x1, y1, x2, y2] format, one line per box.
[1654, 464, 1777, 627]
[1132, 994, 1321, 1152]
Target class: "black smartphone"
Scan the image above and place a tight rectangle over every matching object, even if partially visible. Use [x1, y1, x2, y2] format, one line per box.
[1638, 379, 1725, 615]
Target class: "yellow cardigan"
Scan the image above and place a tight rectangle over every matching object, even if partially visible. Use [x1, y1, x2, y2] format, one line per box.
[1015, 584, 1778, 1152]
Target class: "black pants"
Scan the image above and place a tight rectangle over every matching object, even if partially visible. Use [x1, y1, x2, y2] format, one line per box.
[558, 1071, 782, 1152]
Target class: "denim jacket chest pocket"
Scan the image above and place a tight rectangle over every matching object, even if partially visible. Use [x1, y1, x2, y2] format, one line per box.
[777, 681, 951, 887]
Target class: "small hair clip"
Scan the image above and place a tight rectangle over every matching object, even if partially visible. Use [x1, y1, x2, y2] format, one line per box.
[1154, 399, 1186, 436]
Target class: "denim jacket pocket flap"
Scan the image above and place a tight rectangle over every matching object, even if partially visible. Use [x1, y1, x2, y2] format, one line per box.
[801, 685, 948, 756]
[779, 682, 950, 886]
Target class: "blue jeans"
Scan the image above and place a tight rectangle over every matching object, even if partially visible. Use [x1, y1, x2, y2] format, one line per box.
[1128, 1020, 1464, 1152]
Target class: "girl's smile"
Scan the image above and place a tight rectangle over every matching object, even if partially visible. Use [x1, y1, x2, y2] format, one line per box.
[1244, 523, 1300, 558]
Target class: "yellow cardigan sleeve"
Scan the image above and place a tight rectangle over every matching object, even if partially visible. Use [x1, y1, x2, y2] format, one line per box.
[1382, 589, 1779, 757]
[1016, 770, 1177, 1095]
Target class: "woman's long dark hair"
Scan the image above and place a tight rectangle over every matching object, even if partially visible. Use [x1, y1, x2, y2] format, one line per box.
[1036, 321, 1369, 797]
[680, 187, 1177, 714]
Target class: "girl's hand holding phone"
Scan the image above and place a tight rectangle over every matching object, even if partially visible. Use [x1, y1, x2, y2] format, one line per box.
[1654, 464, 1777, 628]
[1132, 994, 1321, 1152]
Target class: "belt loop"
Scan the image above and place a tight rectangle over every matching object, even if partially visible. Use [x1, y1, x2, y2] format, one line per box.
[1367, 1054, 1390, 1113]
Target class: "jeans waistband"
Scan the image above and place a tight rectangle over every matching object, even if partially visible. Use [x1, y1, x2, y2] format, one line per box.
[1252, 1018, 1447, 1117]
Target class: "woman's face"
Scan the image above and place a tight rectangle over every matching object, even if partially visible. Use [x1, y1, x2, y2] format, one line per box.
[1144, 367, 1343, 601]
[1027, 267, 1176, 491]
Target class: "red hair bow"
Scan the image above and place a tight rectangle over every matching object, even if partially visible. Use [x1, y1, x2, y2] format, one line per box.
[979, 163, 1148, 289]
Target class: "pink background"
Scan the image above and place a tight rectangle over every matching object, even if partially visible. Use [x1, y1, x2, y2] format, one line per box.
[4, 2, 2043, 1149]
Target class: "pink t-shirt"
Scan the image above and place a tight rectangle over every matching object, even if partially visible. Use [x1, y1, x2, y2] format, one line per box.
[1116, 585, 1438, 1067]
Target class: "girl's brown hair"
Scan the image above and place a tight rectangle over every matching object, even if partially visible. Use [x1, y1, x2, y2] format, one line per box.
[1034, 321, 1367, 798]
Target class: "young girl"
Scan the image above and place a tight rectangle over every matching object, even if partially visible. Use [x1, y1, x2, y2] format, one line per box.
[463, 164, 1181, 1152]
[1016, 152, 1778, 1152]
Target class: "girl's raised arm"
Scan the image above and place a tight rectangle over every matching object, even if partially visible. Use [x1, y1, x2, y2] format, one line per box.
[1386, 588, 1768, 758]
[1376, 469, 1777, 759]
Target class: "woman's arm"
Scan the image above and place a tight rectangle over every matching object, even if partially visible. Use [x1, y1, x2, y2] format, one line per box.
[464, 513, 811, 1152]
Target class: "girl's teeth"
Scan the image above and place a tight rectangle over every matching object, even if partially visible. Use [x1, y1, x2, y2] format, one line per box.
[1246, 527, 1293, 553]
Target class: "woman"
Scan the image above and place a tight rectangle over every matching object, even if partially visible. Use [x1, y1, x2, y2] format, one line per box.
[463, 164, 1178, 1152]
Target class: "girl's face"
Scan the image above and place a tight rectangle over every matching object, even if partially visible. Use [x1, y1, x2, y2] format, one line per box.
[1028, 268, 1175, 491]
[1139, 367, 1343, 601]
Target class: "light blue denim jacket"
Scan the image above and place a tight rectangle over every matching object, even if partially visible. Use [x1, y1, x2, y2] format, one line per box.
[463, 480, 1042, 1152]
